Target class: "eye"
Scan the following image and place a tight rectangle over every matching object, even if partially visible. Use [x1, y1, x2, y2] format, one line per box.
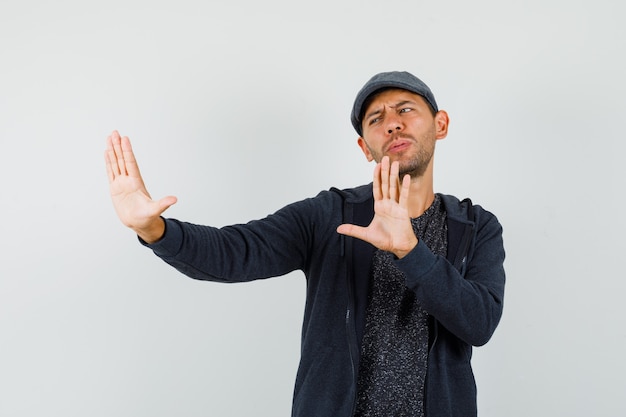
[368, 117, 381, 125]
[399, 107, 412, 114]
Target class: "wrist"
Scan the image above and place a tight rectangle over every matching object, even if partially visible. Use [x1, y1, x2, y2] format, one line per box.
[393, 237, 418, 259]
[135, 217, 166, 244]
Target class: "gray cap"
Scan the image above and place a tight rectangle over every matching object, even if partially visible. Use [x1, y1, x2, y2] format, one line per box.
[350, 71, 438, 136]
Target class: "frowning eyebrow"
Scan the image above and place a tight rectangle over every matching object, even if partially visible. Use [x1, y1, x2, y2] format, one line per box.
[364, 100, 416, 121]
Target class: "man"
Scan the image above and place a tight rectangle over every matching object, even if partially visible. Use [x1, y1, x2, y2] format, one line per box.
[105, 71, 505, 417]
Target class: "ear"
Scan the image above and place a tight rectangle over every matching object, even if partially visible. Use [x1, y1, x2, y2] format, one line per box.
[434, 110, 450, 140]
[357, 137, 375, 162]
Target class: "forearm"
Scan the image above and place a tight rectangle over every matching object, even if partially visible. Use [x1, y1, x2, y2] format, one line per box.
[397, 231, 505, 346]
[141, 194, 333, 282]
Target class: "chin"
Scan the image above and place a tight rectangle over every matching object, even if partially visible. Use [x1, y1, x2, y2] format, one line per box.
[399, 159, 429, 178]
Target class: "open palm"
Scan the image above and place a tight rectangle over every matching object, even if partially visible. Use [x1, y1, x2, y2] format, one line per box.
[336, 157, 418, 259]
[104, 131, 177, 240]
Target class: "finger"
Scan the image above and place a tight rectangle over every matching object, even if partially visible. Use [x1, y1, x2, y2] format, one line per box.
[336, 223, 369, 242]
[110, 130, 127, 176]
[380, 156, 390, 200]
[156, 195, 178, 215]
[105, 135, 116, 179]
[104, 150, 115, 183]
[372, 162, 382, 201]
[398, 174, 411, 208]
[389, 160, 400, 202]
[120, 135, 141, 179]
[105, 136, 120, 180]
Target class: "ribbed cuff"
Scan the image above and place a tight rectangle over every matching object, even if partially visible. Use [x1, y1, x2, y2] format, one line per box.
[137, 218, 184, 257]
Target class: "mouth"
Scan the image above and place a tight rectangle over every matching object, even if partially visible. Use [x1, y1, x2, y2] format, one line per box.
[386, 139, 412, 154]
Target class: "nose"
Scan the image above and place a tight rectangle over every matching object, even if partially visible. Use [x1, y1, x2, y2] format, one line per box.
[385, 113, 403, 134]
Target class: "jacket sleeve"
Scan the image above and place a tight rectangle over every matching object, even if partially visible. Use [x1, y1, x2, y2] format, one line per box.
[141, 194, 331, 283]
[395, 208, 505, 346]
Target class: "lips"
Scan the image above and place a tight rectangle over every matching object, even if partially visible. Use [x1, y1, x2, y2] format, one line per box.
[387, 139, 412, 154]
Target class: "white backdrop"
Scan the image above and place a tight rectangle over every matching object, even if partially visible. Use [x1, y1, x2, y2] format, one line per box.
[1, 0, 624, 416]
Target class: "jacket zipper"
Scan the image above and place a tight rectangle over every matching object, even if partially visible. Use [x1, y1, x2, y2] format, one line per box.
[454, 222, 474, 276]
[341, 196, 359, 417]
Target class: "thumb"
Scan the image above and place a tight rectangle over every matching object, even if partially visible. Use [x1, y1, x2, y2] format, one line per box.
[336, 223, 368, 241]
[155, 195, 178, 215]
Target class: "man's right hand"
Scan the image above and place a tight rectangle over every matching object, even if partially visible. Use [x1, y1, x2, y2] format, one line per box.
[104, 130, 177, 243]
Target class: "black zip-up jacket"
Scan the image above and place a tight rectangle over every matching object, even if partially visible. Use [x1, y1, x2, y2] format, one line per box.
[144, 184, 506, 417]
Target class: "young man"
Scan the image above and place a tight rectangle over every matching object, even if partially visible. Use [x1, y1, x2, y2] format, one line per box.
[105, 71, 506, 417]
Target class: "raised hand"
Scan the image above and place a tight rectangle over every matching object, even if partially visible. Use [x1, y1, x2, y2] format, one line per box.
[336, 156, 418, 259]
[104, 131, 177, 243]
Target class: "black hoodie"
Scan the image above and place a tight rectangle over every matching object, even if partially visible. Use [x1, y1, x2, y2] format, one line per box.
[145, 184, 506, 417]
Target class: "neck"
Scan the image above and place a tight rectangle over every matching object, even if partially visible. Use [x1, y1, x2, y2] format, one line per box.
[406, 169, 435, 218]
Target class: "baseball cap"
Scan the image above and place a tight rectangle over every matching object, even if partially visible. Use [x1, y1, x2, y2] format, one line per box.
[350, 71, 439, 136]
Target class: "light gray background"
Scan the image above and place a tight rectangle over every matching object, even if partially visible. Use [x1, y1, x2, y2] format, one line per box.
[1, 0, 624, 416]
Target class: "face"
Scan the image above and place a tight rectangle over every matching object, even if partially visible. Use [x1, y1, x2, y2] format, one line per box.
[358, 89, 449, 178]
